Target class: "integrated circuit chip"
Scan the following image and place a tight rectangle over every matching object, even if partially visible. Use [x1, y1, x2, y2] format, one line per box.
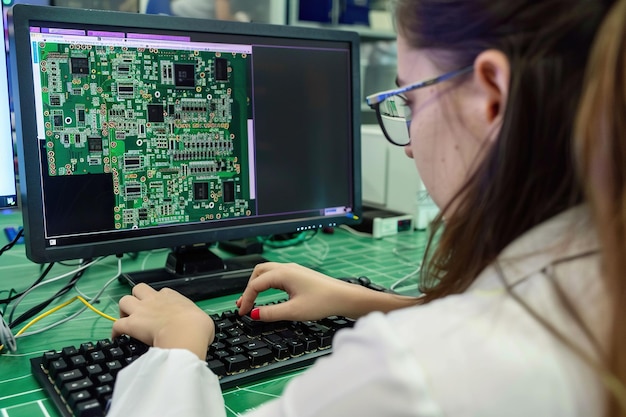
[174, 63, 196, 87]
[193, 182, 209, 200]
[87, 136, 103, 152]
[70, 57, 90, 75]
[147, 104, 165, 123]
[214, 58, 228, 81]
[222, 180, 235, 203]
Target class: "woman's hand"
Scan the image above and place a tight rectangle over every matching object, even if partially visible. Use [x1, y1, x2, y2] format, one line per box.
[112, 283, 214, 361]
[236, 262, 386, 321]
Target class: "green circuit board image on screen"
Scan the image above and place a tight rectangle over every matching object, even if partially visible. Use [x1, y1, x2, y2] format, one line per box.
[36, 40, 254, 230]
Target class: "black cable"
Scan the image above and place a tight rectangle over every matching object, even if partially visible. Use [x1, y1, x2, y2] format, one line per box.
[8, 261, 89, 329]
[1, 262, 55, 311]
[0, 228, 24, 256]
[0, 289, 16, 315]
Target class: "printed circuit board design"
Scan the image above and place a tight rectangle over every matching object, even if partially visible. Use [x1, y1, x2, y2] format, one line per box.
[36, 40, 253, 230]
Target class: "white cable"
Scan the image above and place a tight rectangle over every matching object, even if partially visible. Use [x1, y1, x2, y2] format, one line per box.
[73, 282, 91, 300]
[337, 224, 373, 238]
[17, 258, 122, 339]
[74, 257, 122, 300]
[304, 236, 330, 263]
[0, 311, 16, 352]
[392, 246, 423, 265]
[140, 248, 169, 271]
[389, 263, 421, 292]
[390, 246, 423, 292]
[8, 257, 106, 322]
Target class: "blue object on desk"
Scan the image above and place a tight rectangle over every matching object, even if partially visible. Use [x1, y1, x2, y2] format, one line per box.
[4, 226, 24, 244]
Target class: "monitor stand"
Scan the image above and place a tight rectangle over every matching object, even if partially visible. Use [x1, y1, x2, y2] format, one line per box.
[120, 244, 267, 301]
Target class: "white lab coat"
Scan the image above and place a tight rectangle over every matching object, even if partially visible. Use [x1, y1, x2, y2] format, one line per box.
[108, 205, 608, 416]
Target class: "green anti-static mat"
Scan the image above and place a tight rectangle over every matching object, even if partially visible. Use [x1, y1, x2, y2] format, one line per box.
[0, 209, 427, 416]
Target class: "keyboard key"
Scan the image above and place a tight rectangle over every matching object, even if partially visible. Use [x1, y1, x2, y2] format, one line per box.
[248, 348, 273, 367]
[301, 336, 319, 352]
[224, 354, 249, 373]
[228, 346, 245, 356]
[270, 343, 290, 360]
[42, 350, 61, 368]
[55, 369, 83, 386]
[89, 351, 106, 364]
[214, 332, 228, 341]
[96, 373, 114, 385]
[79, 342, 96, 355]
[207, 359, 226, 376]
[62, 377, 94, 398]
[105, 360, 123, 376]
[75, 398, 103, 417]
[106, 347, 125, 360]
[69, 355, 88, 369]
[215, 319, 234, 331]
[213, 350, 230, 360]
[95, 384, 113, 403]
[209, 341, 226, 353]
[221, 310, 238, 320]
[96, 339, 113, 350]
[69, 390, 92, 408]
[226, 335, 252, 347]
[244, 340, 268, 351]
[314, 332, 333, 349]
[62, 346, 79, 357]
[287, 340, 305, 356]
[86, 364, 103, 378]
[49, 358, 69, 378]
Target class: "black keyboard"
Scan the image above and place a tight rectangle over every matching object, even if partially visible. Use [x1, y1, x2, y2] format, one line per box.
[30, 305, 355, 417]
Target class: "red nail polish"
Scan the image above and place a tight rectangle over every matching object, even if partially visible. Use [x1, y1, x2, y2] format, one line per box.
[250, 307, 260, 320]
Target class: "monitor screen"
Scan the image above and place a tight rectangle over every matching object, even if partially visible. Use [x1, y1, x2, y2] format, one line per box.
[9, 5, 361, 276]
[0, 11, 18, 209]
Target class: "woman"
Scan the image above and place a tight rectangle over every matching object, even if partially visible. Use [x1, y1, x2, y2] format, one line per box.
[109, 0, 624, 415]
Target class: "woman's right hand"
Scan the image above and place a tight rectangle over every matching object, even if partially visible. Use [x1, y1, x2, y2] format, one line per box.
[236, 262, 369, 321]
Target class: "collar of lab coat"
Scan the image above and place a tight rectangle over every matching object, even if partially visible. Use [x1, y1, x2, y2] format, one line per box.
[470, 205, 599, 290]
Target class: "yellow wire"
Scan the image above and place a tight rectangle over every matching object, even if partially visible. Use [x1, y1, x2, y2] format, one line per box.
[1, 295, 117, 352]
[75, 296, 118, 323]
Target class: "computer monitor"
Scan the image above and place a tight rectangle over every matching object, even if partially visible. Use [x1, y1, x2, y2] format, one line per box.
[9, 4, 361, 296]
[0, 10, 18, 209]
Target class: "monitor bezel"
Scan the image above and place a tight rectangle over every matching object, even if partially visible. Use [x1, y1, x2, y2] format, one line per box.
[9, 4, 362, 263]
[0, 8, 18, 210]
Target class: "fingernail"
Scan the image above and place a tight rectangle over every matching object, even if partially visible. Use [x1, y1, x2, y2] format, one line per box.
[250, 307, 260, 320]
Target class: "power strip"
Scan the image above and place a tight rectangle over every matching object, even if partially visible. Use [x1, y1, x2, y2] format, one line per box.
[352, 208, 413, 239]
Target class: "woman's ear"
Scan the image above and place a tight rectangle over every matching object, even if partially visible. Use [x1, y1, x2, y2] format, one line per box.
[473, 50, 510, 127]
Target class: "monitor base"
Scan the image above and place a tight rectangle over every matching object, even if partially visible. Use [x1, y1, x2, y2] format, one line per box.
[120, 252, 267, 301]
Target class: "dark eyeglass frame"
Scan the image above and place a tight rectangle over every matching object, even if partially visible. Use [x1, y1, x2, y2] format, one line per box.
[365, 65, 474, 146]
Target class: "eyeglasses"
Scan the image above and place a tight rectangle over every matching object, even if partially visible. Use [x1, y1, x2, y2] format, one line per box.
[365, 65, 474, 146]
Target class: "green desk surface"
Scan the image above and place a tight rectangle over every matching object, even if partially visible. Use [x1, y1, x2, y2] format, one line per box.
[0, 208, 427, 416]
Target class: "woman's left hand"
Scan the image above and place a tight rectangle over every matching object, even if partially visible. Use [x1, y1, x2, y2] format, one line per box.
[112, 283, 214, 361]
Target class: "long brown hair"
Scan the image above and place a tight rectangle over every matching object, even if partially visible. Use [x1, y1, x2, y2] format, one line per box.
[394, 0, 612, 299]
[576, 0, 626, 414]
